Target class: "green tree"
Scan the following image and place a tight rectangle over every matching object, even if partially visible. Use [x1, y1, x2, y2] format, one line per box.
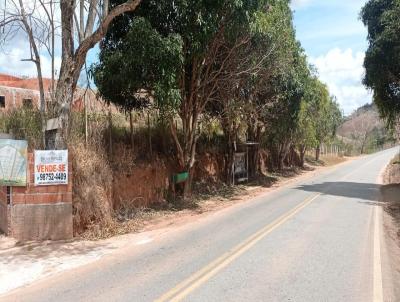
[361, 0, 400, 126]
[91, 17, 182, 148]
[96, 0, 263, 196]
[295, 76, 342, 164]
[313, 86, 342, 160]
[262, 41, 310, 170]
[205, 0, 298, 182]
[296, 100, 317, 166]
[295, 77, 319, 167]
[92, 18, 182, 112]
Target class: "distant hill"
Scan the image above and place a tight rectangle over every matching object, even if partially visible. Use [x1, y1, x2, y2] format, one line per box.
[337, 103, 394, 154]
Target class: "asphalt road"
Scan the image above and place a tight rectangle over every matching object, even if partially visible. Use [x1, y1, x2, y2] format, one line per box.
[3, 148, 399, 302]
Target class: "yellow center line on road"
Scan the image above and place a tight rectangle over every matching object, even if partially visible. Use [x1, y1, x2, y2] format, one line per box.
[156, 153, 388, 302]
[155, 193, 321, 302]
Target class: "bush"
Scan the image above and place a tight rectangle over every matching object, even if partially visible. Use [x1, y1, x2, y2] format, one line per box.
[0, 108, 43, 149]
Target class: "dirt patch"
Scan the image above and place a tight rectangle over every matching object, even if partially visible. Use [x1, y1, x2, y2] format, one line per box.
[194, 152, 225, 183]
[381, 154, 400, 242]
[112, 151, 227, 211]
[81, 156, 348, 240]
[0, 233, 17, 250]
[383, 154, 400, 185]
[382, 184, 400, 239]
[380, 154, 400, 300]
[113, 159, 170, 209]
[305, 154, 349, 167]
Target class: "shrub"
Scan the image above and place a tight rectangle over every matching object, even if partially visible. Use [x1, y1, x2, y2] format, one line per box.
[0, 108, 43, 149]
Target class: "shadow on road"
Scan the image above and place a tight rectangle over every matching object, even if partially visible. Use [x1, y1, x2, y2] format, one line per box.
[296, 181, 381, 202]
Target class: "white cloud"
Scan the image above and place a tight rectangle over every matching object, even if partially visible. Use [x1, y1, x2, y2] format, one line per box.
[291, 0, 367, 11]
[310, 48, 372, 115]
[0, 28, 61, 78]
[291, 0, 313, 9]
[0, 44, 61, 79]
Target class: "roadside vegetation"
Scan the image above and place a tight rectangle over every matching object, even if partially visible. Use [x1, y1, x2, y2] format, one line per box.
[362, 1, 400, 286]
[337, 104, 397, 155]
[362, 0, 400, 130]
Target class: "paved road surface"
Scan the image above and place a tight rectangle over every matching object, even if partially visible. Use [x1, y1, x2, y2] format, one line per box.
[2, 148, 399, 302]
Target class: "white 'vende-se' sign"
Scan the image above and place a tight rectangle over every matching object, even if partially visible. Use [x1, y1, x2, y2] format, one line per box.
[34, 150, 68, 185]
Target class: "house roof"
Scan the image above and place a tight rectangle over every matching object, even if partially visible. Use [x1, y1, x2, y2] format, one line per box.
[0, 73, 53, 91]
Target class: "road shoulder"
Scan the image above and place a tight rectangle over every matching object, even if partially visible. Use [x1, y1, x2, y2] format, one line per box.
[379, 154, 400, 301]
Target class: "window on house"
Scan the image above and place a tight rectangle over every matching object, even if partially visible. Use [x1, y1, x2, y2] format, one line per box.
[0, 96, 5, 108]
[23, 98, 33, 109]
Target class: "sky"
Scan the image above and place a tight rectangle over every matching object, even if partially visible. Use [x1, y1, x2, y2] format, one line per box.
[0, 0, 371, 116]
[291, 0, 372, 115]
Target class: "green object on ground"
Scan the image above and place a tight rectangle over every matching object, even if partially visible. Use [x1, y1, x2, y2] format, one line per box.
[172, 172, 189, 184]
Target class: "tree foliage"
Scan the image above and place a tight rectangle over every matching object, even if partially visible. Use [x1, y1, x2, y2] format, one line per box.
[92, 17, 182, 112]
[361, 0, 400, 125]
[93, 0, 344, 190]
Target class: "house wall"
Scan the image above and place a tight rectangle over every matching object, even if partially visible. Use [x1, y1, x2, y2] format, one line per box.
[0, 153, 73, 241]
[0, 187, 8, 234]
[0, 73, 111, 113]
[0, 86, 41, 111]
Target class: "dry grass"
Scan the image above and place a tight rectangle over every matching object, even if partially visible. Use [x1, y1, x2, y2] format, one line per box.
[109, 143, 137, 171]
[384, 153, 400, 185]
[70, 141, 114, 236]
[305, 154, 347, 167]
[391, 153, 400, 165]
[320, 155, 349, 166]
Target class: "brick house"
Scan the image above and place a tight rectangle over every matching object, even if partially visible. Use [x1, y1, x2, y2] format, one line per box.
[0, 152, 73, 240]
[0, 73, 106, 112]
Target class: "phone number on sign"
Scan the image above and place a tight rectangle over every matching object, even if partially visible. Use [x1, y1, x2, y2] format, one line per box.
[38, 172, 67, 182]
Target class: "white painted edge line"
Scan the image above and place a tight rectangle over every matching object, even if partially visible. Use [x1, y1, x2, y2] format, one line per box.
[373, 206, 383, 302]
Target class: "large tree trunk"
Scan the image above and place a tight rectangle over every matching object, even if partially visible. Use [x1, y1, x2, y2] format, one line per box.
[226, 147, 235, 185]
[315, 144, 321, 161]
[277, 141, 291, 170]
[220, 114, 237, 186]
[278, 152, 285, 170]
[170, 112, 199, 199]
[247, 122, 262, 179]
[299, 145, 306, 168]
[277, 144, 286, 171]
[129, 110, 134, 150]
[55, 0, 77, 147]
[360, 133, 368, 154]
[170, 57, 203, 199]
[55, 0, 142, 148]
[55, 70, 76, 148]
[225, 131, 236, 186]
